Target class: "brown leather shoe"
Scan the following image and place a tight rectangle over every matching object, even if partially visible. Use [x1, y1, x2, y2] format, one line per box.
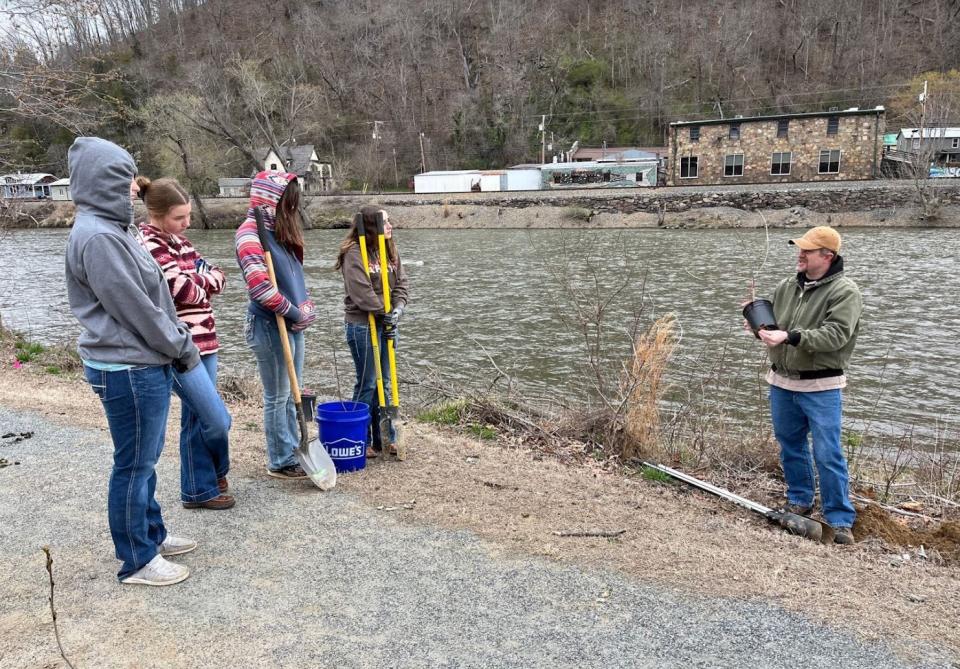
[183, 494, 236, 510]
[217, 477, 228, 493]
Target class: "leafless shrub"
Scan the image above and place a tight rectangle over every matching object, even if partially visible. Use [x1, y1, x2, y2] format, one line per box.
[218, 373, 263, 405]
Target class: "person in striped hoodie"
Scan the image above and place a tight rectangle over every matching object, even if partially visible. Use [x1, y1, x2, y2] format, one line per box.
[138, 177, 234, 510]
[235, 171, 316, 479]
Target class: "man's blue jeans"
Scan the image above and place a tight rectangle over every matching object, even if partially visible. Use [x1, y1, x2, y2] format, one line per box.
[172, 353, 232, 503]
[84, 364, 171, 580]
[345, 321, 395, 450]
[246, 312, 304, 471]
[769, 385, 856, 528]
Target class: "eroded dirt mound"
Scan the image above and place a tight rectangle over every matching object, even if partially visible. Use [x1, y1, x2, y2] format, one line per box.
[854, 505, 960, 563]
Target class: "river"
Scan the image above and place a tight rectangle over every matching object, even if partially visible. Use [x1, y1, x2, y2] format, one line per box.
[2, 226, 958, 438]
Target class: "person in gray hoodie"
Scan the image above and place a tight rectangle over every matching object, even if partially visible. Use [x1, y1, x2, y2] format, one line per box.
[65, 137, 199, 586]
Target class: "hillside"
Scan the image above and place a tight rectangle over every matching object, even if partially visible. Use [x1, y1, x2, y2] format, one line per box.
[2, 0, 959, 192]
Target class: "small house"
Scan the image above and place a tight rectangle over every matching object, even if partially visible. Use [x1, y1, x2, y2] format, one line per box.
[259, 145, 334, 194]
[896, 128, 960, 166]
[49, 178, 71, 201]
[0, 173, 57, 199]
[218, 177, 251, 198]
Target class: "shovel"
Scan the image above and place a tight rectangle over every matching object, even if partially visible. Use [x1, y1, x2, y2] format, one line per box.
[355, 212, 404, 460]
[253, 207, 336, 490]
[643, 462, 832, 543]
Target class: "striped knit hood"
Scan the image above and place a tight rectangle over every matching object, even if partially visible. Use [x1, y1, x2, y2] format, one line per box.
[246, 170, 301, 258]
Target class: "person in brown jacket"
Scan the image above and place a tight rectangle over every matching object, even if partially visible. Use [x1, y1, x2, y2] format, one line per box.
[334, 206, 410, 457]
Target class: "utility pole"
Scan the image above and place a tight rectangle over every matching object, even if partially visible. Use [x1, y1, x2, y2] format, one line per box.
[918, 79, 928, 150]
[371, 121, 383, 194]
[418, 132, 427, 173]
[539, 115, 546, 164]
[392, 147, 399, 189]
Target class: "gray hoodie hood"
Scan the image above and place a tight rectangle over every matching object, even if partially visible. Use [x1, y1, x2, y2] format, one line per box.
[64, 136, 199, 369]
[68, 137, 136, 226]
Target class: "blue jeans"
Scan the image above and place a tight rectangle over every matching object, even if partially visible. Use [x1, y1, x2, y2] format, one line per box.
[769, 385, 856, 528]
[84, 364, 172, 580]
[172, 353, 232, 503]
[246, 312, 304, 470]
[345, 320, 395, 450]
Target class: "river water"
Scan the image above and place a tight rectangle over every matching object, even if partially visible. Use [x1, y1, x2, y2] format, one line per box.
[2, 227, 958, 437]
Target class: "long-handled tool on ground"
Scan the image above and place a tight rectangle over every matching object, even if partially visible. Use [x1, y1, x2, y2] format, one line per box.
[643, 462, 833, 543]
[355, 212, 404, 460]
[254, 207, 336, 490]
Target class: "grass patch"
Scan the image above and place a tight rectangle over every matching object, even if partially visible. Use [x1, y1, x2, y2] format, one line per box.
[565, 206, 593, 222]
[417, 400, 467, 426]
[843, 430, 863, 449]
[640, 465, 674, 484]
[468, 424, 497, 440]
[44, 366, 61, 375]
[14, 341, 45, 362]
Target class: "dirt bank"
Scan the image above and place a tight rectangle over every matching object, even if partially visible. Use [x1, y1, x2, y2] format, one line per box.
[1, 350, 958, 661]
[5, 180, 960, 230]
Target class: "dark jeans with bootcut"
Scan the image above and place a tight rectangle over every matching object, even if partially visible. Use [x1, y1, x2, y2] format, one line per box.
[345, 320, 396, 451]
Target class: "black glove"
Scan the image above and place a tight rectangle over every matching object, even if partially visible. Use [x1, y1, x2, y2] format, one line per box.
[383, 323, 398, 341]
[173, 349, 201, 374]
[383, 305, 404, 327]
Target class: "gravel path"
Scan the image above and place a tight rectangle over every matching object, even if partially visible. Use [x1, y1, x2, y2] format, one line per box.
[0, 405, 953, 669]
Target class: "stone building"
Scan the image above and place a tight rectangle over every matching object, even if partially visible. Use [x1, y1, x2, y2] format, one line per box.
[667, 108, 885, 186]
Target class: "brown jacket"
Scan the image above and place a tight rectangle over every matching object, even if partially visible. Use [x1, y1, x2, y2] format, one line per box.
[340, 245, 410, 324]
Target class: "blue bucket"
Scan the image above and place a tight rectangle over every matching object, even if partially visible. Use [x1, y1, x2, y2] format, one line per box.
[316, 401, 369, 473]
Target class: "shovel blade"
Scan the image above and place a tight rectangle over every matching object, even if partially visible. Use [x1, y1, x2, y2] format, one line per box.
[379, 413, 392, 450]
[295, 440, 337, 491]
[387, 407, 405, 460]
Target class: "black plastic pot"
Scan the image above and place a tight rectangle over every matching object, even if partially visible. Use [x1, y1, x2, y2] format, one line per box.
[300, 389, 317, 422]
[742, 299, 778, 338]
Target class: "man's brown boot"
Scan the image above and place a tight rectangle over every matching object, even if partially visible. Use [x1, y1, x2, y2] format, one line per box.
[833, 527, 855, 545]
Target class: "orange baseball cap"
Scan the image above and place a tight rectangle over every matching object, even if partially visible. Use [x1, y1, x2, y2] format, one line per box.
[789, 226, 841, 253]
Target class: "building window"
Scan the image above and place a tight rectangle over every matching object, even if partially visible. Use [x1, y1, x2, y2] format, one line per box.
[912, 138, 921, 150]
[952, 138, 959, 149]
[270, 163, 278, 170]
[818, 149, 841, 174]
[827, 116, 839, 135]
[680, 156, 699, 178]
[771, 152, 792, 175]
[777, 119, 789, 138]
[689, 125, 700, 142]
[729, 123, 741, 140]
[724, 154, 744, 177]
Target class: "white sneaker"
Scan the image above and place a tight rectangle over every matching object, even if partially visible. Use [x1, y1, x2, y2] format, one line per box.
[121, 555, 190, 586]
[159, 535, 198, 557]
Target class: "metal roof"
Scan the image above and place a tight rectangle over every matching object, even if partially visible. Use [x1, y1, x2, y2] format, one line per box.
[898, 127, 960, 139]
[0, 173, 56, 185]
[416, 170, 480, 176]
[259, 145, 323, 175]
[573, 146, 666, 160]
[540, 159, 657, 170]
[670, 107, 885, 127]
